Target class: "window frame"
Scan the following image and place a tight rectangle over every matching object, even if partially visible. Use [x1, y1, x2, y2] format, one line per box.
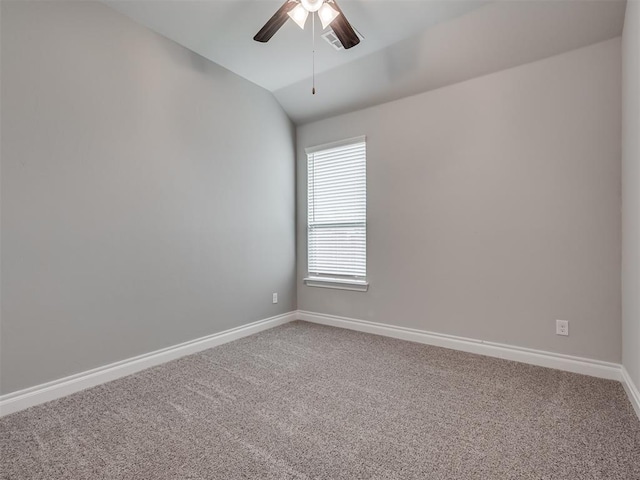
[304, 136, 369, 292]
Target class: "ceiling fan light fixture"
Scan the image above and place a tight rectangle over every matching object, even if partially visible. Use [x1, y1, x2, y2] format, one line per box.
[300, 0, 323, 13]
[254, 0, 360, 51]
[318, 3, 339, 29]
[288, 3, 309, 29]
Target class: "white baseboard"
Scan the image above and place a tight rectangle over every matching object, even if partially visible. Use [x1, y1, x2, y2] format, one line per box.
[0, 311, 297, 417]
[621, 366, 640, 420]
[3, 309, 638, 422]
[297, 310, 623, 381]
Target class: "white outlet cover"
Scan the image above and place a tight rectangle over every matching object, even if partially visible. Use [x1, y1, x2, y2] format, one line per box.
[556, 319, 569, 336]
[272, 293, 278, 304]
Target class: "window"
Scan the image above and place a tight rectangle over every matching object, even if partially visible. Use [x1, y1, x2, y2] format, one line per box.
[305, 136, 368, 291]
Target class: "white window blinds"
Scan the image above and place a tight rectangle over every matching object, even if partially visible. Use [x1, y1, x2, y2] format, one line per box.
[307, 137, 366, 279]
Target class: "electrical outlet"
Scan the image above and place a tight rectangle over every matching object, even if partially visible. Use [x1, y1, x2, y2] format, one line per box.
[556, 319, 569, 336]
[272, 293, 278, 304]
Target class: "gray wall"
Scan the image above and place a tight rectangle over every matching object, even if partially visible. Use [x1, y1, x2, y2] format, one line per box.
[622, 0, 640, 388]
[0, 1, 296, 394]
[297, 38, 622, 362]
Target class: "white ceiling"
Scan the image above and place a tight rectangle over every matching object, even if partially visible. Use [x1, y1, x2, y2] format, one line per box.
[105, 1, 486, 91]
[105, 0, 626, 124]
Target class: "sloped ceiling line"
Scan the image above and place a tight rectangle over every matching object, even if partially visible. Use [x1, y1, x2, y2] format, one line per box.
[105, 0, 626, 124]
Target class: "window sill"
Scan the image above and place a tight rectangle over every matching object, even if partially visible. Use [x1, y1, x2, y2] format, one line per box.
[303, 277, 369, 292]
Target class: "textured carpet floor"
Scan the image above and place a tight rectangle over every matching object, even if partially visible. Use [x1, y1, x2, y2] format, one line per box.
[1, 321, 639, 479]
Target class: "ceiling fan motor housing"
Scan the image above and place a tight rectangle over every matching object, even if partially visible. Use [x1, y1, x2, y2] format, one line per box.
[300, 0, 324, 12]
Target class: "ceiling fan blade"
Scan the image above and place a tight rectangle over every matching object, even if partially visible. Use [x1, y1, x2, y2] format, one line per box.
[328, 1, 360, 49]
[254, 0, 297, 43]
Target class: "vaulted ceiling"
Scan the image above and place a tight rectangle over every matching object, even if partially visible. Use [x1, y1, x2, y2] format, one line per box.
[105, 1, 626, 124]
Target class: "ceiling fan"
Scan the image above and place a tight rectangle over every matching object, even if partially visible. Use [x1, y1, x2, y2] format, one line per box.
[254, 0, 360, 50]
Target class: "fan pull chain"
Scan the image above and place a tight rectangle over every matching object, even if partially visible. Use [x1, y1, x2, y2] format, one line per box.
[312, 13, 316, 95]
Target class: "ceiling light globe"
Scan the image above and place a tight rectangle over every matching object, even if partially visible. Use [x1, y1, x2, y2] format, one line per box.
[288, 4, 309, 29]
[300, 0, 323, 13]
[318, 3, 339, 29]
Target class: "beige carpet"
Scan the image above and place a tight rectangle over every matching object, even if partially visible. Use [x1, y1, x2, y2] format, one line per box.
[1, 321, 639, 479]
